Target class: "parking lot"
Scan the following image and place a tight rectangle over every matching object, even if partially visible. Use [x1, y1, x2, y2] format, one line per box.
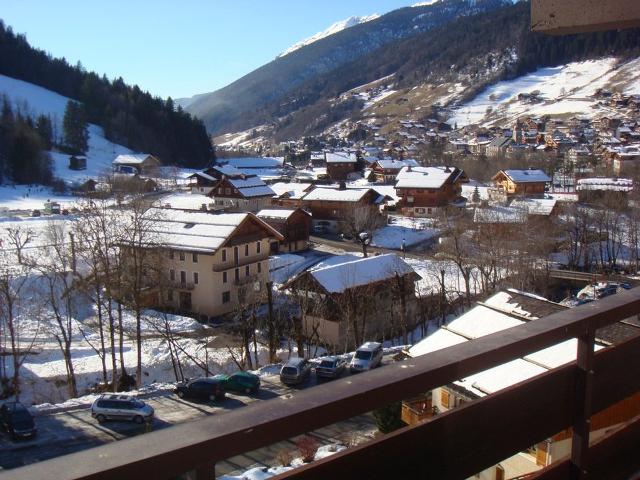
[0, 358, 397, 475]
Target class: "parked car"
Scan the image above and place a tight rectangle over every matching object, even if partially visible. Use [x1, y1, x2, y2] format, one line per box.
[315, 356, 347, 379]
[0, 402, 37, 440]
[280, 357, 312, 385]
[90, 394, 154, 424]
[213, 371, 260, 394]
[312, 224, 327, 234]
[174, 377, 226, 401]
[349, 342, 384, 373]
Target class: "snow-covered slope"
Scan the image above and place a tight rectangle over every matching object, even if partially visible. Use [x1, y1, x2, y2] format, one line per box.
[0, 74, 134, 184]
[278, 15, 380, 58]
[449, 57, 640, 128]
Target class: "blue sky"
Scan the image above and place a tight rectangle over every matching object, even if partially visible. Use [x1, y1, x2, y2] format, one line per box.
[2, 1, 418, 100]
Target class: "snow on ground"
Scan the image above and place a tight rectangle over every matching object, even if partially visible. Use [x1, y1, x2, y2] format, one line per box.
[0, 73, 134, 185]
[372, 216, 439, 249]
[363, 87, 397, 109]
[0, 185, 79, 212]
[449, 57, 640, 128]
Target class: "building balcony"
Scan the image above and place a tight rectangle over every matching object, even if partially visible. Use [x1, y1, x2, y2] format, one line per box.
[5, 288, 640, 480]
[168, 280, 195, 291]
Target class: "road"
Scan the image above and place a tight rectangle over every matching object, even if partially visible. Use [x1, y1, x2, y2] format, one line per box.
[0, 367, 388, 476]
[309, 235, 430, 260]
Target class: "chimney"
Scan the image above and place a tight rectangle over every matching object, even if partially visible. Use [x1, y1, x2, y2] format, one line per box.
[445, 166, 451, 173]
[407, 165, 412, 172]
[339, 181, 347, 190]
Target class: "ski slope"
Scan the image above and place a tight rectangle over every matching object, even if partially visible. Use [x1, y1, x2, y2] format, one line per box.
[0, 74, 134, 185]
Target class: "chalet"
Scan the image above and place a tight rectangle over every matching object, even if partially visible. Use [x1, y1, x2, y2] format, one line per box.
[491, 169, 551, 199]
[566, 146, 592, 164]
[300, 186, 387, 233]
[404, 289, 640, 480]
[129, 209, 283, 320]
[222, 157, 284, 170]
[208, 175, 275, 213]
[270, 182, 315, 209]
[187, 165, 243, 195]
[284, 254, 419, 349]
[395, 166, 466, 217]
[256, 208, 312, 253]
[326, 152, 358, 181]
[112, 154, 161, 175]
[611, 146, 640, 175]
[371, 159, 419, 184]
[576, 177, 633, 205]
[69, 155, 87, 170]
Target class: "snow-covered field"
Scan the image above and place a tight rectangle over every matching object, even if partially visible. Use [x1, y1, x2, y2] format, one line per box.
[372, 216, 439, 249]
[449, 57, 640, 128]
[0, 74, 134, 185]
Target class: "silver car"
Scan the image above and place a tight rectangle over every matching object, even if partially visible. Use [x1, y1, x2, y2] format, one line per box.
[280, 357, 312, 385]
[91, 394, 154, 424]
[349, 342, 384, 373]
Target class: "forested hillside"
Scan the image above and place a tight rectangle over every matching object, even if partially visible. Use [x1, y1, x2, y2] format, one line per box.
[0, 21, 212, 168]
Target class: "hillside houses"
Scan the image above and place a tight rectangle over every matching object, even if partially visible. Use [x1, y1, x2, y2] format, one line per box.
[256, 208, 312, 253]
[326, 152, 359, 181]
[112, 154, 161, 175]
[491, 169, 551, 200]
[371, 159, 419, 183]
[208, 174, 275, 213]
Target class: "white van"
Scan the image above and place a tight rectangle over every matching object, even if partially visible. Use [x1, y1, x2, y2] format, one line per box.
[349, 342, 384, 373]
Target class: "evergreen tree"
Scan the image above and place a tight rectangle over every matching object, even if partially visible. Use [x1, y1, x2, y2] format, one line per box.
[372, 401, 405, 434]
[62, 100, 89, 154]
[35, 114, 53, 149]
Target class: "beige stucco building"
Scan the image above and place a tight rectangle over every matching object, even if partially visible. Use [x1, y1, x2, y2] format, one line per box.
[144, 208, 283, 320]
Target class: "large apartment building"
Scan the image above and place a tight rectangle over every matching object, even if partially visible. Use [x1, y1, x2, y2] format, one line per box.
[142, 208, 283, 320]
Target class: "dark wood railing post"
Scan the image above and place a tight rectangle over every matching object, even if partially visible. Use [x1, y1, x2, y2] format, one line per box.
[193, 461, 216, 480]
[570, 327, 596, 479]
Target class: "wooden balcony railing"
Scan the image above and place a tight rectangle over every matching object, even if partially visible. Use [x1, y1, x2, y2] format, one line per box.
[3, 289, 640, 480]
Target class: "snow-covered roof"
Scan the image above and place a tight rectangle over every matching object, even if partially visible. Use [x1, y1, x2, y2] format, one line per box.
[326, 152, 357, 163]
[211, 164, 243, 176]
[302, 187, 373, 203]
[395, 166, 460, 189]
[270, 182, 313, 199]
[190, 172, 217, 182]
[223, 157, 284, 169]
[143, 208, 281, 253]
[509, 197, 557, 216]
[218, 176, 275, 198]
[257, 209, 307, 220]
[499, 169, 552, 183]
[576, 177, 633, 192]
[376, 159, 420, 170]
[113, 154, 156, 165]
[309, 254, 415, 294]
[407, 290, 592, 397]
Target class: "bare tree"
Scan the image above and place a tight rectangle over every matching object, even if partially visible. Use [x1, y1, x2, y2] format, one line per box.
[342, 205, 385, 257]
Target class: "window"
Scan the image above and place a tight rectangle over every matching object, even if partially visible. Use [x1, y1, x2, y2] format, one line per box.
[193, 272, 199, 285]
[180, 271, 186, 285]
[222, 271, 227, 283]
[245, 265, 250, 277]
[245, 244, 249, 256]
[170, 269, 175, 281]
[256, 241, 261, 254]
[225, 188, 231, 195]
[222, 249, 227, 262]
[192, 253, 198, 263]
[222, 291, 230, 304]
[169, 250, 174, 260]
[167, 289, 174, 301]
[218, 188, 223, 194]
[257, 262, 262, 273]
[179, 252, 185, 261]
[235, 268, 239, 282]
[440, 389, 450, 408]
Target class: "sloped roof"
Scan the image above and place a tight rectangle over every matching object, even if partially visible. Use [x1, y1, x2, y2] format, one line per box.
[224, 157, 284, 168]
[257, 208, 310, 220]
[407, 289, 596, 397]
[576, 177, 633, 192]
[376, 159, 420, 170]
[302, 187, 373, 203]
[113, 154, 158, 165]
[497, 169, 552, 183]
[509, 197, 557, 216]
[395, 166, 461, 189]
[308, 254, 415, 294]
[326, 152, 357, 163]
[144, 208, 281, 253]
[473, 206, 526, 224]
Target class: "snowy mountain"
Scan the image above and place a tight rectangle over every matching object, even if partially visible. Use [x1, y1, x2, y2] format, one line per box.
[0, 74, 134, 185]
[278, 15, 381, 58]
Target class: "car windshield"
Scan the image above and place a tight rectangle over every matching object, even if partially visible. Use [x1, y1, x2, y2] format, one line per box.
[355, 351, 372, 360]
[320, 360, 336, 368]
[282, 367, 298, 375]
